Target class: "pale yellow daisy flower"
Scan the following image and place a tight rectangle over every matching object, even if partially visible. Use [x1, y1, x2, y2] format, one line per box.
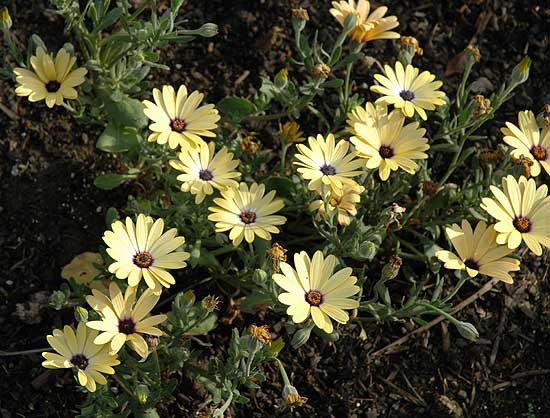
[370, 61, 445, 120]
[435, 220, 520, 283]
[103, 214, 190, 293]
[346, 102, 388, 136]
[13, 47, 87, 108]
[350, 107, 429, 180]
[169, 141, 241, 204]
[329, 0, 399, 43]
[143, 84, 220, 149]
[501, 110, 550, 177]
[86, 282, 166, 359]
[294, 134, 364, 194]
[208, 182, 286, 246]
[309, 185, 365, 226]
[274, 250, 360, 333]
[480, 175, 550, 256]
[42, 322, 120, 392]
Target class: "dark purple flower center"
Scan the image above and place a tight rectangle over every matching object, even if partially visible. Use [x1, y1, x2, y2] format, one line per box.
[70, 353, 89, 370]
[170, 117, 186, 133]
[531, 145, 547, 161]
[240, 210, 257, 224]
[133, 251, 153, 269]
[513, 216, 532, 233]
[320, 164, 337, 176]
[399, 89, 415, 101]
[305, 290, 323, 306]
[118, 317, 136, 335]
[199, 169, 214, 181]
[464, 258, 480, 271]
[46, 80, 61, 92]
[379, 145, 394, 159]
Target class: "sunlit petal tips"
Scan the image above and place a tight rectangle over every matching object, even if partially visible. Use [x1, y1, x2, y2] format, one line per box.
[42, 322, 120, 392]
[14, 47, 87, 108]
[274, 250, 360, 334]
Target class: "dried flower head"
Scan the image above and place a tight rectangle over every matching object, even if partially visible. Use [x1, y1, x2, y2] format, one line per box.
[464, 45, 481, 63]
[479, 148, 501, 164]
[292, 7, 309, 21]
[283, 384, 308, 406]
[383, 203, 406, 228]
[381, 255, 402, 280]
[279, 121, 305, 143]
[540, 104, 550, 127]
[401, 36, 423, 56]
[240, 135, 260, 153]
[312, 63, 331, 78]
[249, 324, 272, 345]
[514, 154, 534, 178]
[422, 181, 440, 196]
[267, 242, 288, 272]
[202, 295, 221, 312]
[472, 95, 492, 118]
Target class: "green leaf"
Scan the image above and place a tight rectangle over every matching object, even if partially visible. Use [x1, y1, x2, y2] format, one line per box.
[217, 96, 256, 120]
[96, 123, 140, 153]
[105, 207, 119, 227]
[94, 173, 131, 190]
[103, 95, 147, 129]
[93, 7, 123, 34]
[185, 313, 217, 335]
[320, 79, 344, 89]
[268, 337, 285, 356]
[264, 176, 296, 198]
[240, 290, 274, 314]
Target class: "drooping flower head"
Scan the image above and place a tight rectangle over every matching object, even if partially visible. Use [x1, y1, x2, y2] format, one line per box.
[86, 282, 167, 359]
[103, 214, 190, 293]
[274, 250, 360, 333]
[169, 141, 241, 204]
[480, 175, 550, 255]
[14, 47, 87, 108]
[370, 61, 445, 120]
[42, 322, 120, 392]
[350, 106, 429, 180]
[329, 0, 399, 43]
[501, 110, 550, 177]
[309, 184, 365, 226]
[435, 220, 521, 283]
[294, 134, 364, 194]
[143, 84, 220, 150]
[208, 182, 287, 246]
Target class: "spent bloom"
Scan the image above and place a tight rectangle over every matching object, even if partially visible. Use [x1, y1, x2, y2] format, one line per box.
[274, 250, 360, 333]
[435, 220, 521, 283]
[143, 84, 220, 150]
[350, 105, 429, 180]
[14, 47, 87, 108]
[294, 134, 364, 194]
[86, 282, 167, 359]
[480, 175, 550, 256]
[329, 0, 399, 43]
[501, 110, 550, 177]
[309, 184, 365, 226]
[208, 182, 287, 246]
[42, 322, 119, 392]
[103, 214, 190, 293]
[279, 121, 305, 143]
[169, 141, 241, 204]
[370, 61, 445, 120]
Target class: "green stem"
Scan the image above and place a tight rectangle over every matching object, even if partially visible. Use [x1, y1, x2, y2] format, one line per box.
[112, 374, 135, 399]
[280, 142, 292, 174]
[276, 359, 291, 387]
[441, 274, 468, 304]
[0, 347, 51, 356]
[152, 349, 161, 385]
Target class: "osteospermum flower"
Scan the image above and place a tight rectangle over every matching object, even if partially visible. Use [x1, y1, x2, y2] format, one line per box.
[42, 322, 119, 392]
[350, 107, 429, 180]
[208, 182, 287, 246]
[346, 102, 388, 136]
[480, 175, 550, 255]
[294, 134, 364, 193]
[435, 220, 520, 283]
[169, 141, 241, 204]
[501, 110, 550, 177]
[143, 84, 220, 149]
[103, 214, 190, 293]
[274, 251, 360, 333]
[370, 61, 445, 120]
[13, 47, 87, 108]
[309, 185, 365, 226]
[329, 0, 399, 43]
[86, 282, 166, 359]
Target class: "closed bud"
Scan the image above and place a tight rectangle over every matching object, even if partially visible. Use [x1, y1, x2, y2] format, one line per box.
[454, 321, 479, 341]
[1, 7, 12, 31]
[290, 325, 312, 349]
[74, 306, 88, 323]
[274, 68, 288, 89]
[197, 23, 218, 38]
[381, 255, 402, 281]
[135, 384, 149, 405]
[510, 56, 531, 87]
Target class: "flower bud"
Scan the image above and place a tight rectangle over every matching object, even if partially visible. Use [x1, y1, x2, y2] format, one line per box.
[290, 326, 312, 349]
[135, 384, 150, 405]
[454, 320, 479, 341]
[381, 255, 402, 281]
[197, 23, 218, 38]
[510, 56, 531, 86]
[274, 68, 288, 89]
[1, 7, 12, 30]
[74, 306, 88, 323]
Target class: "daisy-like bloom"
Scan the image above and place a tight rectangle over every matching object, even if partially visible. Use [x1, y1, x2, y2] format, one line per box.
[480, 175, 550, 256]
[103, 214, 190, 293]
[279, 121, 305, 143]
[208, 182, 287, 246]
[329, 0, 399, 43]
[350, 108, 429, 180]
[169, 141, 241, 204]
[86, 282, 166, 359]
[346, 102, 388, 136]
[13, 47, 87, 108]
[294, 134, 364, 194]
[42, 322, 120, 392]
[370, 61, 445, 120]
[435, 220, 521, 283]
[143, 84, 220, 150]
[501, 110, 550, 177]
[274, 251, 360, 333]
[309, 184, 365, 226]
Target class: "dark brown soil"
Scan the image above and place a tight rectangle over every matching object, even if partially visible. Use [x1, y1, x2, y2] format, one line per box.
[1, 1, 550, 417]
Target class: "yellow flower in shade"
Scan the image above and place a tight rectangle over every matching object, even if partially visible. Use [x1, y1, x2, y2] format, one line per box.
[329, 0, 399, 43]
[13, 47, 87, 108]
[274, 251, 360, 333]
[169, 141, 241, 204]
[370, 61, 445, 120]
[501, 110, 550, 177]
[103, 214, 190, 293]
[350, 107, 429, 180]
[435, 220, 521, 283]
[143, 84, 220, 150]
[309, 185, 365, 226]
[86, 282, 166, 359]
[208, 182, 287, 246]
[61, 252, 104, 285]
[294, 134, 364, 193]
[279, 121, 305, 143]
[42, 322, 120, 392]
[346, 102, 388, 136]
[480, 175, 550, 256]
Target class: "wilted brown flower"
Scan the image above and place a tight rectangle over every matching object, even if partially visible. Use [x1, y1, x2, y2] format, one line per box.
[401, 36, 423, 56]
[464, 44, 481, 63]
[514, 154, 534, 178]
[249, 324, 272, 345]
[383, 203, 406, 229]
[267, 242, 288, 272]
[291, 7, 309, 21]
[472, 94, 492, 118]
[422, 181, 440, 196]
[240, 135, 259, 153]
[285, 393, 308, 406]
[202, 295, 221, 312]
[479, 148, 501, 164]
[312, 63, 331, 78]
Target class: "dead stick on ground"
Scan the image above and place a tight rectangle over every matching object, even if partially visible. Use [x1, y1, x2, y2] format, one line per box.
[370, 277, 500, 359]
